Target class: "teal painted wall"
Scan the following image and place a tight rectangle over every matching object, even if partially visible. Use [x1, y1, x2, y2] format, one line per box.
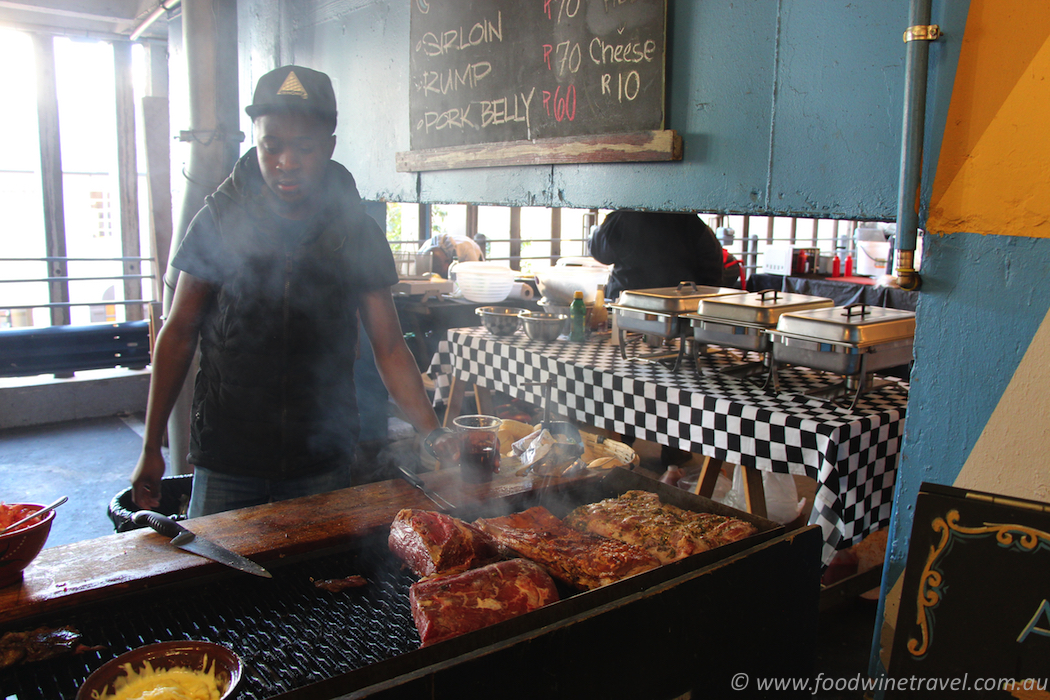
[248, 0, 949, 217]
[887, 232, 1050, 561]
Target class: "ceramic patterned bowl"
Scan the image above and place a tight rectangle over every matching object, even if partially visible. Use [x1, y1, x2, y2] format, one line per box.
[0, 504, 55, 588]
[77, 640, 242, 700]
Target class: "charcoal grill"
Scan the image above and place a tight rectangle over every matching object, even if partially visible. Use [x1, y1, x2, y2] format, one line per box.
[0, 538, 419, 700]
[0, 470, 819, 700]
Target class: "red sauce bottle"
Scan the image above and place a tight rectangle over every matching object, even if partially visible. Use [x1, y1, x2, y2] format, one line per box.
[832, 254, 841, 278]
[797, 250, 808, 275]
[844, 253, 853, 277]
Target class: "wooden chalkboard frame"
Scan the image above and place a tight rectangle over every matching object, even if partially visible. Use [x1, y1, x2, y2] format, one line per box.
[396, 129, 681, 172]
[401, 0, 674, 172]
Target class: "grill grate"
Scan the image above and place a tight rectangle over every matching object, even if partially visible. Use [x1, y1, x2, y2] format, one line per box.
[0, 538, 419, 699]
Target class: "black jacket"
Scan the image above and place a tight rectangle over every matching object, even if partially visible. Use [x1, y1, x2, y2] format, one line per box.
[175, 150, 397, 478]
[589, 211, 727, 301]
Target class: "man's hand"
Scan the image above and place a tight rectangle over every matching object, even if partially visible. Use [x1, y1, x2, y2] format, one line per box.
[130, 449, 166, 510]
[423, 428, 460, 467]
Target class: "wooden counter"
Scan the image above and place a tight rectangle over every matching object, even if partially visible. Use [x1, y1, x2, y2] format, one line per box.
[0, 470, 568, 627]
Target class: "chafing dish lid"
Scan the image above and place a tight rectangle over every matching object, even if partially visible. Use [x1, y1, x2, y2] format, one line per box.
[614, 282, 739, 313]
[774, 303, 916, 345]
[685, 289, 835, 327]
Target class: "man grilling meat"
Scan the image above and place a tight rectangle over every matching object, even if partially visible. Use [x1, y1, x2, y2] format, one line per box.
[130, 66, 450, 516]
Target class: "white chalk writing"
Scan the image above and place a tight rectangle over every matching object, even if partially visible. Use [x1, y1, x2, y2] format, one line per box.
[415, 12, 503, 56]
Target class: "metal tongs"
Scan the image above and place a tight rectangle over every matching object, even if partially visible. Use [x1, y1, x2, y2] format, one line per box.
[521, 378, 585, 475]
[397, 466, 458, 513]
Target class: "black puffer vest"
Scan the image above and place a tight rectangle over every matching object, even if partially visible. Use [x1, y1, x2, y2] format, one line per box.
[188, 151, 371, 478]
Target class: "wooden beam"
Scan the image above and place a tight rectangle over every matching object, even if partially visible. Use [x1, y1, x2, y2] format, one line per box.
[142, 97, 172, 305]
[114, 40, 143, 322]
[143, 42, 171, 304]
[550, 208, 561, 263]
[33, 33, 69, 328]
[509, 207, 522, 271]
[418, 203, 431, 242]
[396, 130, 682, 172]
[465, 204, 478, 239]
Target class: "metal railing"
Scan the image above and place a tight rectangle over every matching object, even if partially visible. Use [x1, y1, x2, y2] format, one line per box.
[0, 256, 156, 323]
[389, 211, 880, 281]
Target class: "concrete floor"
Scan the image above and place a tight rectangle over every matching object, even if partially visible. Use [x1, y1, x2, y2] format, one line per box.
[1, 414, 160, 547]
[0, 415, 878, 699]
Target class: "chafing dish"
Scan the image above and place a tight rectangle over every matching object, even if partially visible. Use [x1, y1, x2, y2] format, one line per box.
[682, 290, 834, 380]
[610, 282, 738, 368]
[768, 303, 915, 409]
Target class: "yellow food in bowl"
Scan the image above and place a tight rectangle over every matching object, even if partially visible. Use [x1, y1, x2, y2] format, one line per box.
[93, 659, 223, 700]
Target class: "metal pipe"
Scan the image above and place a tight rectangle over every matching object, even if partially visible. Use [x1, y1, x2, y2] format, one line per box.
[130, 0, 181, 42]
[1, 276, 154, 283]
[894, 0, 938, 291]
[164, 0, 240, 475]
[4, 300, 152, 310]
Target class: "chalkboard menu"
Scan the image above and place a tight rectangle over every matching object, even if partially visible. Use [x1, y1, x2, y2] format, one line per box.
[886, 483, 1050, 698]
[408, 0, 667, 154]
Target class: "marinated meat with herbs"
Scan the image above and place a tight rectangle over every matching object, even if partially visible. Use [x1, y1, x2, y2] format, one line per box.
[388, 508, 500, 577]
[563, 490, 758, 564]
[473, 506, 659, 590]
[409, 558, 559, 647]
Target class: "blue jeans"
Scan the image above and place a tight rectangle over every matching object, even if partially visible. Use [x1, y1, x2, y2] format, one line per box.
[187, 464, 352, 518]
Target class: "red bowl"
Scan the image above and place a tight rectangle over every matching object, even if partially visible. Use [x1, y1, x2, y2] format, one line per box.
[0, 504, 55, 588]
[77, 640, 242, 700]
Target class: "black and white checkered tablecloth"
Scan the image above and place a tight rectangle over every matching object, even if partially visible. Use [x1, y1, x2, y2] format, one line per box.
[427, 327, 908, 566]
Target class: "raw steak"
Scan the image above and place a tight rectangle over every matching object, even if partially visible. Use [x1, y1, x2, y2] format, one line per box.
[473, 506, 660, 590]
[388, 508, 500, 577]
[409, 558, 559, 647]
[563, 490, 758, 564]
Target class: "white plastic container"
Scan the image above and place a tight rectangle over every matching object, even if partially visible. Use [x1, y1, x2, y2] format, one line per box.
[533, 258, 611, 305]
[762, 245, 794, 275]
[450, 262, 516, 303]
[854, 226, 891, 277]
[856, 241, 891, 276]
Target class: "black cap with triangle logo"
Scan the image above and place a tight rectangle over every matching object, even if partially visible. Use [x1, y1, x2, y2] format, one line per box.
[245, 65, 337, 128]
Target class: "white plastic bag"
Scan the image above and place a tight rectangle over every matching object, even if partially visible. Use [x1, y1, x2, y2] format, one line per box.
[716, 466, 806, 525]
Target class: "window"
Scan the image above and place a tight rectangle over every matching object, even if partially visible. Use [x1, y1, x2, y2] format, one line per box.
[384, 202, 902, 281]
[0, 29, 154, 329]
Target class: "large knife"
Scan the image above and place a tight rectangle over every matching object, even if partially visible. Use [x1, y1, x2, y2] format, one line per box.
[397, 466, 458, 513]
[132, 510, 272, 578]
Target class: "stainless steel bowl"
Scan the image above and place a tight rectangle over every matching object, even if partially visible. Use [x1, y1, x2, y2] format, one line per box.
[519, 311, 569, 341]
[475, 306, 526, 335]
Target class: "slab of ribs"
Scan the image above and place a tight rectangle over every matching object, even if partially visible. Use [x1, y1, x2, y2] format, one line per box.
[473, 506, 660, 590]
[563, 490, 758, 564]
